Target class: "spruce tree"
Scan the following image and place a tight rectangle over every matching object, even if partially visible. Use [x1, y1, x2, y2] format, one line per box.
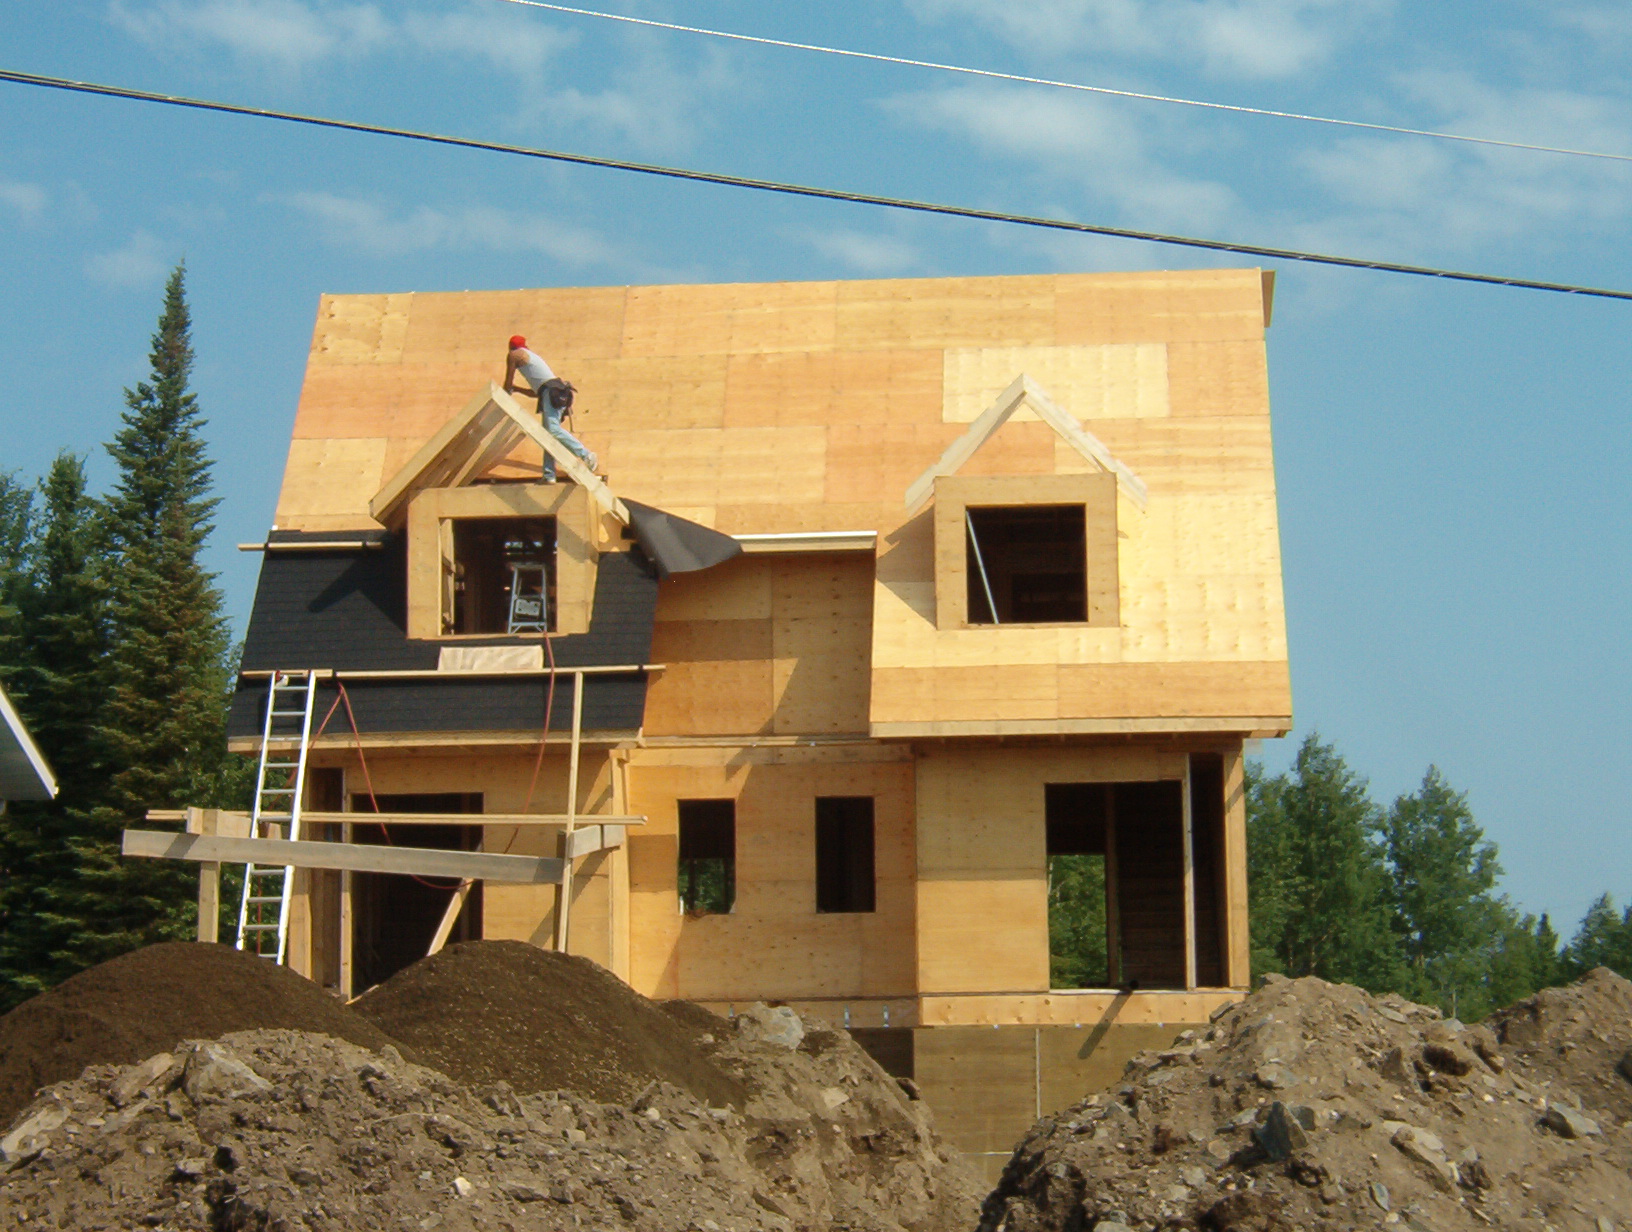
[0, 454, 110, 1003]
[1561, 894, 1632, 979]
[0, 472, 34, 685]
[59, 263, 233, 969]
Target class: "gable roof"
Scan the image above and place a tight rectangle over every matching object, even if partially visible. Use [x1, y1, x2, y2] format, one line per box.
[368, 384, 628, 528]
[0, 682, 56, 803]
[904, 374, 1148, 514]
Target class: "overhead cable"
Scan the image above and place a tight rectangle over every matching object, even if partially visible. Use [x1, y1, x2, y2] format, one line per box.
[2, 68, 1629, 302]
[492, 0, 1632, 165]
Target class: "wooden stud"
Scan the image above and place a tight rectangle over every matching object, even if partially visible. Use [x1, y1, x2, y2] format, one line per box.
[427, 880, 475, 956]
[555, 671, 585, 952]
[1221, 744, 1250, 987]
[1181, 755, 1196, 991]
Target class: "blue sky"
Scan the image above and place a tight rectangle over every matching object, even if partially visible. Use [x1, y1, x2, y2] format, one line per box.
[2, 0, 1629, 931]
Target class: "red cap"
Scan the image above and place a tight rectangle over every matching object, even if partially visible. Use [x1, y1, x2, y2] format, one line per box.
[508, 335, 527, 351]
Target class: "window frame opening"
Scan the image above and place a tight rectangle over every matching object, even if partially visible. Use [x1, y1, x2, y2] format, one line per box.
[964, 503, 1088, 625]
[446, 516, 557, 636]
[677, 798, 736, 915]
[1045, 782, 1113, 990]
[815, 796, 876, 914]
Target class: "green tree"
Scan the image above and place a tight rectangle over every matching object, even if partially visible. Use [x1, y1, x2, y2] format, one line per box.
[1561, 894, 1632, 979]
[0, 471, 34, 684]
[57, 263, 234, 969]
[1247, 734, 1400, 990]
[1048, 853, 1109, 988]
[1381, 767, 1505, 1017]
[1484, 911, 1564, 1011]
[0, 454, 112, 1003]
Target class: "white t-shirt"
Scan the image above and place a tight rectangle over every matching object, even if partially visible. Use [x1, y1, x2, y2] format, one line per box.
[515, 348, 556, 393]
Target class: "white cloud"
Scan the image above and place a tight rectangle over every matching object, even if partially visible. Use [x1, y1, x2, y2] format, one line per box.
[798, 229, 920, 275]
[893, 85, 1239, 232]
[0, 179, 48, 219]
[905, 0, 1388, 79]
[285, 192, 618, 264]
[1299, 74, 1632, 254]
[84, 231, 171, 287]
[534, 37, 737, 154]
[109, 0, 390, 68]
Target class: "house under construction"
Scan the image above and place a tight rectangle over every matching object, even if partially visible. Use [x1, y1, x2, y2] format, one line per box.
[127, 268, 1292, 1173]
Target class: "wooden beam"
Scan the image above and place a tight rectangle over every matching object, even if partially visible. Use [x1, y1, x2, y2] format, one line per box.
[905, 374, 1027, 512]
[149, 808, 645, 829]
[564, 824, 626, 859]
[194, 809, 220, 944]
[339, 819, 354, 998]
[1220, 746, 1251, 988]
[1181, 755, 1197, 992]
[555, 670, 586, 952]
[369, 384, 506, 528]
[490, 387, 630, 524]
[427, 880, 474, 956]
[122, 830, 565, 883]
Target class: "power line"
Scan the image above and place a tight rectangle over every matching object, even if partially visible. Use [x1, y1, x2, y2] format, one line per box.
[2, 67, 1629, 303]
[494, 0, 1632, 166]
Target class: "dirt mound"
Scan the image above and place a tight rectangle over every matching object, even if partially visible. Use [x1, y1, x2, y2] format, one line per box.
[0, 1017, 978, 1231]
[1488, 966, 1632, 1125]
[0, 941, 401, 1128]
[352, 940, 747, 1109]
[983, 972, 1632, 1232]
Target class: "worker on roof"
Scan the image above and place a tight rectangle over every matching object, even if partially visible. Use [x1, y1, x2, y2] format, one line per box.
[504, 335, 598, 483]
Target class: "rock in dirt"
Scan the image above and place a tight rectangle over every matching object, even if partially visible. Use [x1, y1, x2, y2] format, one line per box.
[0, 1019, 979, 1232]
[0, 940, 401, 1128]
[1542, 1101, 1601, 1138]
[979, 969, 1632, 1232]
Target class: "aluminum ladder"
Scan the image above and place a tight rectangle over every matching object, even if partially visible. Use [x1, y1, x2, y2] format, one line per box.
[235, 670, 318, 961]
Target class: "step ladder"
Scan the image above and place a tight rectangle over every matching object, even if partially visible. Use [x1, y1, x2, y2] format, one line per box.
[507, 562, 550, 633]
[235, 670, 318, 962]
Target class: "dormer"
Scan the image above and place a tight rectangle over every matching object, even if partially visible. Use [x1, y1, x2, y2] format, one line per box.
[904, 374, 1146, 633]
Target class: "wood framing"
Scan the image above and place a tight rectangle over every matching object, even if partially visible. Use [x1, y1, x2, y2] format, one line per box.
[122, 830, 566, 883]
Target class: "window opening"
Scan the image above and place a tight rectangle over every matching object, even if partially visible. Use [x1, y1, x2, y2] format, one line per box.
[678, 798, 735, 914]
[815, 796, 876, 913]
[448, 517, 556, 635]
[966, 505, 1086, 624]
[348, 792, 484, 994]
[1046, 783, 1111, 989]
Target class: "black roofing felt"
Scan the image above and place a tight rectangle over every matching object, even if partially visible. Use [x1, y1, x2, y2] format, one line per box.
[230, 536, 658, 738]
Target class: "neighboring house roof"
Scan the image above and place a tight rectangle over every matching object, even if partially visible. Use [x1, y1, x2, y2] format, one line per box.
[0, 681, 57, 803]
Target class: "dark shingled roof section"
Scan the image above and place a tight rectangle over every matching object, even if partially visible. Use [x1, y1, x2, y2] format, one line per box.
[229, 535, 657, 738]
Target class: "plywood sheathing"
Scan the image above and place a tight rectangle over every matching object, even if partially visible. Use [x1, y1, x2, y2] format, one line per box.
[273, 270, 1288, 731]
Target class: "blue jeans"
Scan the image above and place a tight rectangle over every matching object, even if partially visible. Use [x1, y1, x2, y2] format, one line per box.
[541, 401, 594, 481]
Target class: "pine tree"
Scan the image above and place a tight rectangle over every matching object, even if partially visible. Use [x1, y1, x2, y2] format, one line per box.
[1247, 734, 1401, 991]
[1561, 894, 1632, 979]
[1382, 767, 1505, 1017]
[0, 454, 111, 1004]
[57, 263, 233, 970]
[0, 472, 34, 685]
[1484, 910, 1564, 1010]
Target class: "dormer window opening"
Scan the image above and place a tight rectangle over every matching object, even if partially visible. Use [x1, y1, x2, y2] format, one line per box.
[448, 516, 557, 634]
[965, 504, 1087, 624]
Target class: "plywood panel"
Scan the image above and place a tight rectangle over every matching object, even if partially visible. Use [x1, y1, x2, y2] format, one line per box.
[825, 421, 962, 506]
[1166, 340, 1269, 417]
[722, 349, 941, 428]
[955, 417, 1057, 477]
[644, 620, 776, 736]
[675, 913, 864, 1001]
[569, 355, 729, 430]
[943, 343, 1169, 422]
[834, 276, 1057, 351]
[274, 437, 389, 529]
[871, 665, 1060, 725]
[1053, 270, 1267, 344]
[1056, 661, 1292, 719]
[600, 426, 827, 509]
[308, 293, 411, 366]
[654, 555, 773, 622]
[917, 877, 1048, 994]
[621, 281, 840, 358]
[398, 287, 629, 364]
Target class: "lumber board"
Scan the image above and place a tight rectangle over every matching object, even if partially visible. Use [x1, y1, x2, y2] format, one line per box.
[168, 810, 644, 829]
[121, 830, 565, 882]
[916, 990, 1239, 1027]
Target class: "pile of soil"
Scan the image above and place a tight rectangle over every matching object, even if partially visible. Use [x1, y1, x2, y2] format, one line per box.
[0, 941, 400, 1128]
[983, 969, 1632, 1232]
[1487, 966, 1632, 1125]
[0, 1011, 979, 1231]
[352, 941, 747, 1109]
